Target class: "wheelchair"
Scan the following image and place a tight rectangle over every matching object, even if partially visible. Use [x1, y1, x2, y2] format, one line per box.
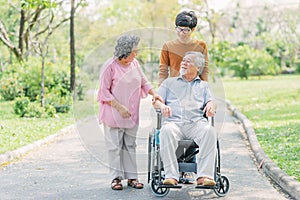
[147, 110, 230, 197]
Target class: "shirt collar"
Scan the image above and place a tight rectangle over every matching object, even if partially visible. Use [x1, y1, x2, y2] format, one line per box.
[177, 75, 201, 83]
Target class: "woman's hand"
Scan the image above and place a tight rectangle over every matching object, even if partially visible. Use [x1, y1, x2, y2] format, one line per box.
[108, 99, 131, 118]
[152, 94, 164, 105]
[117, 105, 131, 118]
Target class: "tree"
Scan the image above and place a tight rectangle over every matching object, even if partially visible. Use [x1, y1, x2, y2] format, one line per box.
[0, 0, 84, 62]
[0, 0, 86, 106]
[70, 0, 75, 93]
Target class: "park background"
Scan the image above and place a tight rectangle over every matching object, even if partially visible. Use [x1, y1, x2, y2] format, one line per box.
[0, 0, 299, 188]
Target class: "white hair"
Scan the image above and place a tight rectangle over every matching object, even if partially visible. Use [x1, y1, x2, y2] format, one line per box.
[184, 51, 205, 74]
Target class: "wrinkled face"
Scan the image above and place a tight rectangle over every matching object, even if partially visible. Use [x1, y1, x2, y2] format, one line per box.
[176, 26, 193, 40]
[180, 54, 199, 77]
[122, 47, 138, 65]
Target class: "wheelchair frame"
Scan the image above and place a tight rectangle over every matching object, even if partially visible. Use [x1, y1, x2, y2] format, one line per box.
[147, 110, 230, 197]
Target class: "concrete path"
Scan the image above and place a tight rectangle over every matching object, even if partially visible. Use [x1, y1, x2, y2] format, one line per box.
[0, 97, 291, 200]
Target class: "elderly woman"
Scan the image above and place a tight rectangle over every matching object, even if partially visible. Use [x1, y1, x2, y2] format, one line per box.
[97, 34, 162, 190]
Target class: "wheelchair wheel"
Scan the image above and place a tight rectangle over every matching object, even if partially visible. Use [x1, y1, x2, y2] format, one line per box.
[214, 174, 230, 197]
[150, 178, 170, 197]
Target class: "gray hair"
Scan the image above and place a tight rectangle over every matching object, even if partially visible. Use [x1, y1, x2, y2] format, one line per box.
[185, 51, 205, 74]
[114, 34, 140, 60]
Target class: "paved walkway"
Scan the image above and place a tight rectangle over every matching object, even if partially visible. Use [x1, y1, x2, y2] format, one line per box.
[0, 97, 291, 199]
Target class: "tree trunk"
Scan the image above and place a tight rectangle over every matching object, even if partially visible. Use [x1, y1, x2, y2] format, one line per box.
[70, 0, 76, 93]
[18, 8, 26, 55]
[41, 56, 45, 107]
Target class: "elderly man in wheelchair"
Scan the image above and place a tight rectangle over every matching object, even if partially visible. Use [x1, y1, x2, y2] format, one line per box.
[152, 51, 217, 187]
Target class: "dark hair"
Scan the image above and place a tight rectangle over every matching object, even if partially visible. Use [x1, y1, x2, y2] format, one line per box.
[114, 34, 140, 60]
[175, 11, 197, 29]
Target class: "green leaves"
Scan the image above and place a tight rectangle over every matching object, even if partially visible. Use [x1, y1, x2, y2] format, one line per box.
[20, 0, 57, 9]
[211, 41, 280, 79]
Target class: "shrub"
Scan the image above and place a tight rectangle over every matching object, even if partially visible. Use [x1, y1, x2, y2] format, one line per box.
[19, 59, 71, 101]
[23, 102, 45, 118]
[210, 41, 280, 79]
[44, 104, 57, 117]
[14, 96, 30, 117]
[0, 75, 23, 100]
[14, 96, 58, 118]
[45, 93, 71, 113]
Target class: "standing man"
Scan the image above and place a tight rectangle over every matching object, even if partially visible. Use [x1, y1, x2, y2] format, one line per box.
[159, 10, 209, 85]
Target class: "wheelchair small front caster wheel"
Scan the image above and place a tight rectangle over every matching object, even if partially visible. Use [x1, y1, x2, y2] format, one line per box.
[214, 175, 230, 197]
[150, 179, 170, 197]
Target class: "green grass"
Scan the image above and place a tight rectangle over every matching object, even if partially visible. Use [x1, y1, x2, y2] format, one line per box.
[0, 93, 96, 155]
[222, 75, 300, 182]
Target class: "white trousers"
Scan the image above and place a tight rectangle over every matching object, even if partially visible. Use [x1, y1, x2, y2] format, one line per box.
[159, 121, 217, 181]
[103, 124, 139, 180]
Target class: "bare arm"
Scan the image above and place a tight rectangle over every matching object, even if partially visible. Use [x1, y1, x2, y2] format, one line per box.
[148, 89, 164, 104]
[105, 99, 131, 118]
[152, 99, 172, 118]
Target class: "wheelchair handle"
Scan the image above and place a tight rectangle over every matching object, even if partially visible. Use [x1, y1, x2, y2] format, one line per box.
[156, 109, 162, 129]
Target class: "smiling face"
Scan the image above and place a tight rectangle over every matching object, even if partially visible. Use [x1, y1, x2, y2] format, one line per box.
[180, 53, 199, 78]
[119, 46, 138, 66]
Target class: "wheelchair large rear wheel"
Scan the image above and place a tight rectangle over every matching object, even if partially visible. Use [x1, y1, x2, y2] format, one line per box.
[150, 178, 170, 197]
[214, 174, 230, 197]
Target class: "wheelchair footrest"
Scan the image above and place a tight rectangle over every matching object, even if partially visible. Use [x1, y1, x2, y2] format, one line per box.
[159, 184, 182, 189]
[195, 185, 217, 189]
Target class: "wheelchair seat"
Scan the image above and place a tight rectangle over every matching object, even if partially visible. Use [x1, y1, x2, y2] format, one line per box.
[176, 140, 199, 173]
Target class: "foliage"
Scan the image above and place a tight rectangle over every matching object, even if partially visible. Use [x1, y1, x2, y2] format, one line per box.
[0, 58, 72, 117]
[209, 41, 232, 76]
[210, 42, 280, 79]
[45, 93, 71, 113]
[14, 96, 57, 117]
[22, 101, 45, 118]
[14, 96, 30, 117]
[20, 0, 57, 8]
[255, 32, 300, 74]
[0, 74, 23, 101]
[223, 75, 300, 181]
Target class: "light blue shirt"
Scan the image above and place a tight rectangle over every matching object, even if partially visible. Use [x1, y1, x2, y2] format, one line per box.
[158, 75, 214, 124]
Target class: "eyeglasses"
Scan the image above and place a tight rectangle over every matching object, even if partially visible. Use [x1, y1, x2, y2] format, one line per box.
[175, 26, 191, 34]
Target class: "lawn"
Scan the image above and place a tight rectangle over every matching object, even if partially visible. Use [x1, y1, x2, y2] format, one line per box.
[0, 93, 96, 155]
[222, 75, 300, 182]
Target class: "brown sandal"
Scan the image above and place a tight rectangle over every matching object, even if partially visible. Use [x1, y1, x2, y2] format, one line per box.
[197, 177, 216, 186]
[111, 178, 123, 190]
[127, 179, 144, 189]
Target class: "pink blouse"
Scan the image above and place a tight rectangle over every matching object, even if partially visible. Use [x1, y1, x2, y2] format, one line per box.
[97, 57, 153, 128]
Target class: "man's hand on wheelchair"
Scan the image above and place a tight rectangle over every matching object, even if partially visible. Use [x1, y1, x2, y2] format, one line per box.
[160, 105, 172, 118]
[203, 101, 216, 117]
